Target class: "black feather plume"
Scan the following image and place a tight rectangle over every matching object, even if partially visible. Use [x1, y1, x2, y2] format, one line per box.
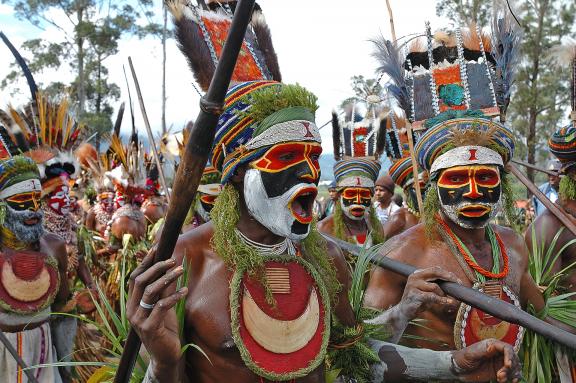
[0, 32, 38, 104]
[371, 36, 411, 117]
[332, 112, 342, 161]
[375, 117, 387, 158]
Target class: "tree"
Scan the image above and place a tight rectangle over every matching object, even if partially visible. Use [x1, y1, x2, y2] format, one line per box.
[437, 0, 576, 186]
[435, 0, 491, 26]
[1, 0, 162, 148]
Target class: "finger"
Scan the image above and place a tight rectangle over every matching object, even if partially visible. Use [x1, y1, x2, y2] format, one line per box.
[128, 245, 158, 291]
[411, 266, 463, 284]
[143, 287, 189, 329]
[133, 266, 185, 321]
[127, 257, 176, 314]
[408, 280, 448, 299]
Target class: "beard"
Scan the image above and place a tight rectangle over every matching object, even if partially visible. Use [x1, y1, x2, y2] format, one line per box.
[4, 205, 44, 244]
[244, 169, 315, 241]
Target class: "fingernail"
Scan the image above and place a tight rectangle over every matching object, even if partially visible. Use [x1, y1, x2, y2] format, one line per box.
[167, 258, 176, 265]
[174, 266, 184, 273]
[179, 287, 188, 295]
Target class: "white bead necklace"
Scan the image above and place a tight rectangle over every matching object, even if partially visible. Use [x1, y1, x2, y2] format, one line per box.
[235, 229, 296, 256]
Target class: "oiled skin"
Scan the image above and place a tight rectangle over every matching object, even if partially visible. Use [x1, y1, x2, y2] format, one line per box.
[525, 201, 576, 294]
[85, 207, 109, 237]
[0, 233, 69, 332]
[164, 223, 355, 383]
[364, 219, 546, 351]
[383, 207, 420, 240]
[110, 214, 147, 242]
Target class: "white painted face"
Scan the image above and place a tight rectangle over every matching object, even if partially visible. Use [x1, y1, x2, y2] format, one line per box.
[243, 169, 317, 241]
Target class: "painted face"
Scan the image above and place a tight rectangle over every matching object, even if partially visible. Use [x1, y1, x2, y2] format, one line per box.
[196, 193, 218, 222]
[405, 179, 427, 213]
[98, 192, 115, 213]
[437, 164, 501, 229]
[47, 184, 71, 215]
[339, 187, 373, 221]
[5, 191, 41, 212]
[114, 190, 126, 209]
[244, 142, 321, 240]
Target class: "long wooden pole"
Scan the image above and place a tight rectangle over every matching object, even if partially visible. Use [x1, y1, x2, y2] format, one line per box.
[324, 233, 576, 350]
[128, 57, 171, 203]
[384, 0, 424, 213]
[114, 1, 256, 381]
[511, 158, 558, 177]
[508, 164, 576, 237]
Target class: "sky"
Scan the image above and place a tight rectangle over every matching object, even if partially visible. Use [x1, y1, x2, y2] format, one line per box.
[0, 0, 448, 155]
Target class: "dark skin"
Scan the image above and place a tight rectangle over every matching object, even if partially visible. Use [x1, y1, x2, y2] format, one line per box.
[127, 150, 521, 383]
[374, 185, 394, 207]
[85, 208, 110, 237]
[141, 197, 167, 226]
[110, 212, 147, 242]
[525, 173, 576, 294]
[364, 213, 572, 351]
[0, 232, 69, 332]
[383, 207, 420, 239]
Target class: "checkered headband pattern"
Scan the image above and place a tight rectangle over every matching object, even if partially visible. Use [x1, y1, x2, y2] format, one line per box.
[549, 125, 576, 164]
[389, 157, 414, 188]
[333, 158, 381, 188]
[0, 155, 40, 193]
[211, 80, 280, 182]
[414, 117, 515, 173]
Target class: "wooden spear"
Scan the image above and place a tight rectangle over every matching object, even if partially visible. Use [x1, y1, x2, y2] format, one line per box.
[324, 233, 576, 350]
[385, 0, 424, 213]
[128, 58, 171, 203]
[114, 1, 256, 381]
[508, 164, 576, 237]
[511, 158, 558, 177]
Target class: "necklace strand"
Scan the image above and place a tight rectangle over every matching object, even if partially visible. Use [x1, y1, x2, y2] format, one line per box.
[436, 215, 508, 281]
[235, 229, 296, 256]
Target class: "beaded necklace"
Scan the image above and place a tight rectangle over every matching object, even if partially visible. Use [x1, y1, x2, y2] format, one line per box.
[0, 226, 29, 251]
[436, 215, 508, 282]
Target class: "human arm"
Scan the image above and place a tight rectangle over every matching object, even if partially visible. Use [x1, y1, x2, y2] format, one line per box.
[77, 257, 95, 289]
[383, 209, 406, 239]
[50, 237, 70, 311]
[372, 338, 521, 382]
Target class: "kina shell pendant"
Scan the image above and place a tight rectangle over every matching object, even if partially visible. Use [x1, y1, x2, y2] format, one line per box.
[454, 280, 524, 352]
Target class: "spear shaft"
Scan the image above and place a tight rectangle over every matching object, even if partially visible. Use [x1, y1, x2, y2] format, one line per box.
[114, 1, 256, 381]
[324, 233, 576, 350]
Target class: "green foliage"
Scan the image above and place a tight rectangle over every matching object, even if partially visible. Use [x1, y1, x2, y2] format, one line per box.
[1, 0, 163, 142]
[522, 225, 576, 382]
[560, 176, 576, 200]
[327, 241, 388, 383]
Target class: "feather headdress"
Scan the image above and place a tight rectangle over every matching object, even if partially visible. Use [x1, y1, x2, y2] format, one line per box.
[166, 0, 281, 92]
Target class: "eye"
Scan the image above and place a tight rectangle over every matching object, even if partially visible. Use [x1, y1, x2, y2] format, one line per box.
[478, 172, 497, 182]
[278, 152, 296, 161]
[310, 153, 320, 161]
[449, 175, 464, 183]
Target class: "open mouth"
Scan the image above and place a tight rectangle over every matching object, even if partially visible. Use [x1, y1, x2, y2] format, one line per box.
[24, 218, 40, 226]
[349, 206, 366, 217]
[459, 205, 491, 218]
[289, 187, 318, 224]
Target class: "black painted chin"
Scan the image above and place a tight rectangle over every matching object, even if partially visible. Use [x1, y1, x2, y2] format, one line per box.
[291, 220, 309, 235]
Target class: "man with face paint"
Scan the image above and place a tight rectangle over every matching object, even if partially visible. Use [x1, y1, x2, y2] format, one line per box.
[526, 126, 576, 295]
[86, 191, 115, 238]
[318, 159, 385, 245]
[382, 157, 426, 239]
[126, 80, 521, 383]
[364, 21, 572, 354]
[0, 126, 69, 382]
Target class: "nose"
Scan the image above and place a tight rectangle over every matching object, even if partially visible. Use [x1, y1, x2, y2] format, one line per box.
[462, 177, 483, 199]
[296, 160, 319, 183]
[31, 196, 40, 211]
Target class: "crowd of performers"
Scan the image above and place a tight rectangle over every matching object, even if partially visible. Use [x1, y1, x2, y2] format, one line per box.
[2, 0, 576, 382]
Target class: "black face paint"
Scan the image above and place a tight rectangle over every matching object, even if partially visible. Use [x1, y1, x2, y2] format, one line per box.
[437, 165, 501, 228]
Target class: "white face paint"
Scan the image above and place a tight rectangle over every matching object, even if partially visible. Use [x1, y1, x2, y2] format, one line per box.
[243, 169, 317, 241]
[339, 197, 368, 221]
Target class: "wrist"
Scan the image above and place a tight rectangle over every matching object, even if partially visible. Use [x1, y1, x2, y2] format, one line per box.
[449, 351, 465, 377]
[150, 358, 179, 382]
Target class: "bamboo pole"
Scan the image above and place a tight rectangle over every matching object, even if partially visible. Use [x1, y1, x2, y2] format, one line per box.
[324, 233, 576, 350]
[511, 158, 558, 177]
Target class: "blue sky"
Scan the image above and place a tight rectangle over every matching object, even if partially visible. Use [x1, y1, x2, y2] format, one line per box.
[0, 0, 447, 166]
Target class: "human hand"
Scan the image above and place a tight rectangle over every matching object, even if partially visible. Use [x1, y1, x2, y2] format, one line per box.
[127, 247, 188, 373]
[452, 339, 522, 382]
[398, 266, 461, 320]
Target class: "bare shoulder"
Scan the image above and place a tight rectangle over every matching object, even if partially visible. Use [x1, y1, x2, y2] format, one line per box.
[317, 215, 334, 234]
[173, 222, 217, 274]
[493, 224, 529, 265]
[383, 223, 428, 262]
[40, 232, 67, 264]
